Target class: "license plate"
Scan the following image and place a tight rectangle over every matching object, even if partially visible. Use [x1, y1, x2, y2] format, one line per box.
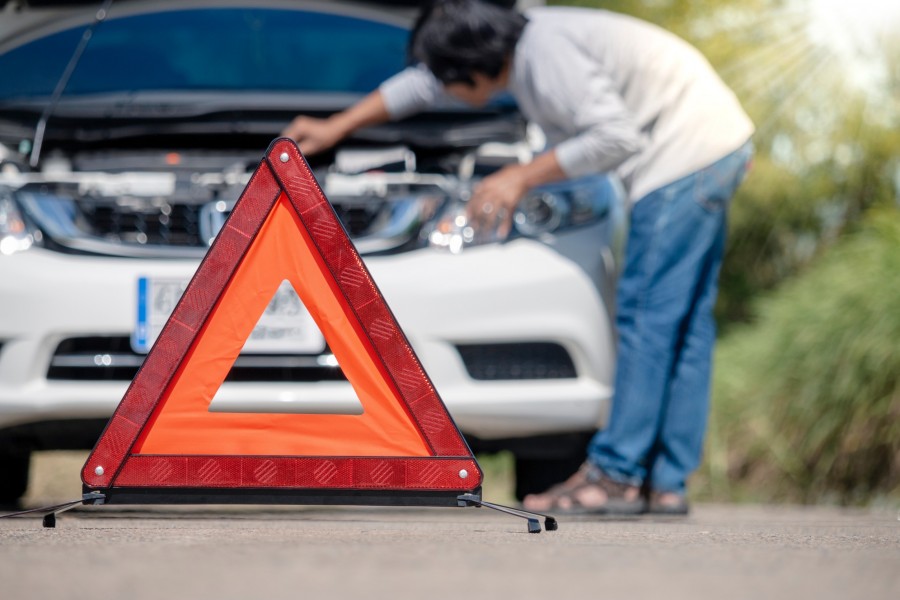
[132, 277, 325, 354]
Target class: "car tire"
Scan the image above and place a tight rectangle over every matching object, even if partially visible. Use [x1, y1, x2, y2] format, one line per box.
[514, 454, 585, 501]
[0, 450, 30, 508]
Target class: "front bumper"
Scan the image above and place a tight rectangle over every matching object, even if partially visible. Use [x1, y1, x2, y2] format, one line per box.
[0, 237, 614, 440]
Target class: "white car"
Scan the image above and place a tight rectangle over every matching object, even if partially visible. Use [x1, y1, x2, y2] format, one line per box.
[0, 0, 624, 505]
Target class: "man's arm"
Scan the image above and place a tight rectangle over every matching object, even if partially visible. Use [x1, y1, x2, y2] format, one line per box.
[281, 65, 442, 155]
[281, 90, 391, 155]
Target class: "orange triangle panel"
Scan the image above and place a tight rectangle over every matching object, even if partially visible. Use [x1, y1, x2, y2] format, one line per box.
[82, 139, 481, 498]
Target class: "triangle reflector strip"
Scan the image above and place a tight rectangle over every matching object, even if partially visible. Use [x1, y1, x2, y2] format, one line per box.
[82, 139, 481, 503]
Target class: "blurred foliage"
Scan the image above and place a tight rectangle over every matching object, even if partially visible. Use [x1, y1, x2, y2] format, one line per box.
[549, 0, 899, 504]
[477, 451, 517, 504]
[698, 209, 900, 504]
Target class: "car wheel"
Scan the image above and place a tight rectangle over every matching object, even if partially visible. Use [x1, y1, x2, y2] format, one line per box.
[514, 453, 585, 501]
[0, 451, 30, 508]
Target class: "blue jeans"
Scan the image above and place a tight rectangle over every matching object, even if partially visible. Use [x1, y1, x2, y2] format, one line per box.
[587, 142, 753, 494]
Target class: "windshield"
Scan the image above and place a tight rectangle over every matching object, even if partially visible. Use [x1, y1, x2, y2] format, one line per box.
[0, 8, 409, 101]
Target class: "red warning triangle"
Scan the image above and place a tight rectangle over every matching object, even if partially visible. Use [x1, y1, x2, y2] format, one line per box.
[82, 139, 481, 504]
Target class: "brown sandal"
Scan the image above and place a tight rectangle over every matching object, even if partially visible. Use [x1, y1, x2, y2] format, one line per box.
[647, 490, 690, 516]
[522, 463, 646, 515]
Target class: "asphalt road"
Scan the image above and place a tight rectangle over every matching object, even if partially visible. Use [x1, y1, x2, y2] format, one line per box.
[2, 501, 898, 600]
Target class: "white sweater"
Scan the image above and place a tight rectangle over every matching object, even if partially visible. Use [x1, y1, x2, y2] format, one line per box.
[379, 6, 754, 203]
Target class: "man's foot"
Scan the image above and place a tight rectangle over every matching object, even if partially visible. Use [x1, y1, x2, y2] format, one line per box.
[522, 463, 645, 515]
[646, 490, 690, 515]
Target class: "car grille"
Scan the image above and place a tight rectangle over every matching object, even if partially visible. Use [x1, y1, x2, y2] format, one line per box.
[77, 202, 381, 248]
[47, 336, 346, 382]
[455, 343, 577, 380]
[81, 202, 206, 246]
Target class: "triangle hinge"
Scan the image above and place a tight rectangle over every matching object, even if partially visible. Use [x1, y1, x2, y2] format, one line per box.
[83, 491, 107, 505]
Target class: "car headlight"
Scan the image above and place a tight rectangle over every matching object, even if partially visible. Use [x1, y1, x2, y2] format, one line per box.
[425, 203, 477, 254]
[516, 175, 616, 237]
[514, 191, 565, 237]
[425, 174, 616, 253]
[0, 190, 34, 256]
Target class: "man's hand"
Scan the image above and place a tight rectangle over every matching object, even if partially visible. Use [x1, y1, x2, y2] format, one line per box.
[465, 151, 567, 239]
[280, 116, 343, 156]
[466, 164, 529, 239]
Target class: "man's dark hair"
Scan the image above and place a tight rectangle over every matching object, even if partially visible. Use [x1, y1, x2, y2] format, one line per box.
[409, 0, 528, 86]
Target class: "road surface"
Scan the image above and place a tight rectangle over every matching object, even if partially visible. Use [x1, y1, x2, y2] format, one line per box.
[2, 500, 897, 600]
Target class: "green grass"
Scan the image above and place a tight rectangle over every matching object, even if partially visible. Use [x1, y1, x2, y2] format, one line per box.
[697, 207, 900, 506]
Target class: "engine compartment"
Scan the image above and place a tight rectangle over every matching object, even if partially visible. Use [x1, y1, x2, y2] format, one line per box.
[1, 131, 532, 258]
